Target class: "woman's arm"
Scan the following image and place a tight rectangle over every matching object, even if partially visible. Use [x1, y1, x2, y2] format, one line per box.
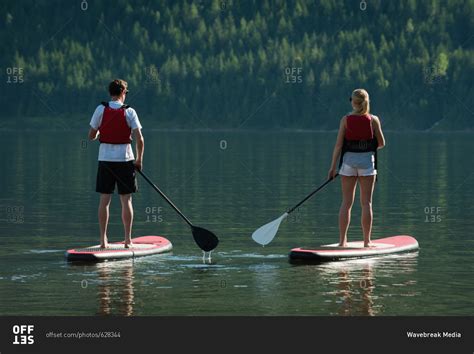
[328, 117, 346, 179]
[372, 116, 385, 149]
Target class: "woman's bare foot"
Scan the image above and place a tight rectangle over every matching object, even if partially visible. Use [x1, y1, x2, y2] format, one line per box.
[364, 242, 375, 248]
[338, 236, 348, 247]
[100, 236, 109, 249]
[124, 241, 133, 248]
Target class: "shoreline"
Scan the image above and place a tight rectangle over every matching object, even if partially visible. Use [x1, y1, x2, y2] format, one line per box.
[0, 128, 472, 133]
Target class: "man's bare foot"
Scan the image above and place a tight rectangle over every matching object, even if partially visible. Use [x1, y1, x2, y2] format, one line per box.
[364, 242, 375, 248]
[124, 241, 133, 248]
[100, 242, 109, 249]
[338, 242, 348, 247]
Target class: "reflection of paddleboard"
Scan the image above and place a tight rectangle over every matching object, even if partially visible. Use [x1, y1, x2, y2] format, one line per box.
[65, 236, 172, 262]
[289, 235, 419, 263]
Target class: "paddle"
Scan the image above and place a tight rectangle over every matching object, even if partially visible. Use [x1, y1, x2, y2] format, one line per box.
[137, 169, 219, 252]
[252, 174, 339, 246]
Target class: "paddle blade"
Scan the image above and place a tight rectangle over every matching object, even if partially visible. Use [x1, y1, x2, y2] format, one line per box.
[252, 213, 288, 246]
[191, 226, 219, 252]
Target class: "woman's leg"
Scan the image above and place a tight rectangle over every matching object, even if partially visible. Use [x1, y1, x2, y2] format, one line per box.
[358, 175, 376, 247]
[339, 176, 357, 246]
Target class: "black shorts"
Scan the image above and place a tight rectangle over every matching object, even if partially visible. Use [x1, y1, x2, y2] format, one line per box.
[96, 161, 138, 194]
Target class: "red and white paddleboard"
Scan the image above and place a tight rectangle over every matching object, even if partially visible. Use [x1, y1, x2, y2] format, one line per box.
[65, 236, 172, 262]
[289, 235, 419, 262]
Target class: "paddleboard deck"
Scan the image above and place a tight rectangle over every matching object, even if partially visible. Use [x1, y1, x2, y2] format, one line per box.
[65, 236, 172, 262]
[289, 235, 418, 263]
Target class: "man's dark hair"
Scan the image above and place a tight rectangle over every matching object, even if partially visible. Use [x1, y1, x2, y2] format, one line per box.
[108, 79, 128, 96]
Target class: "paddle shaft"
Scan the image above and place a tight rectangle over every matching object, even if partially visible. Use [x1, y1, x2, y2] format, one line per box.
[287, 174, 338, 214]
[137, 169, 194, 227]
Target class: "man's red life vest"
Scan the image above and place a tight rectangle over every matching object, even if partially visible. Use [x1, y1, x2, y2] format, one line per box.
[98, 102, 132, 144]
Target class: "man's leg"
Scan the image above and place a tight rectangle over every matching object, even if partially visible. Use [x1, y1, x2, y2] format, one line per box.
[98, 194, 112, 248]
[120, 194, 133, 247]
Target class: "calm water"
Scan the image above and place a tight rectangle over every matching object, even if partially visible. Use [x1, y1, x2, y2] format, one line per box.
[0, 131, 473, 315]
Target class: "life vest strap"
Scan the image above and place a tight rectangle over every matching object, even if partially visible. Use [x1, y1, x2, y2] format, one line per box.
[101, 101, 130, 109]
[343, 139, 378, 152]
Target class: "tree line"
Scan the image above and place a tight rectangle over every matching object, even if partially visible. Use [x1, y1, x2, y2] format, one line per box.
[0, 0, 473, 130]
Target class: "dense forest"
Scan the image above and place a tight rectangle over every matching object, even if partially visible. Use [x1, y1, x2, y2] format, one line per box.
[0, 0, 473, 130]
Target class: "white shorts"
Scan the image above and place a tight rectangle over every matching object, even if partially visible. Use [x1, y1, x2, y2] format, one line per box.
[339, 163, 377, 177]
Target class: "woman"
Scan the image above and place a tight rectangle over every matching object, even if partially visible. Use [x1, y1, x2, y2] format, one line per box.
[328, 89, 385, 247]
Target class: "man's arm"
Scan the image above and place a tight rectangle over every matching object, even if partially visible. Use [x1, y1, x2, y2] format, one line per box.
[133, 128, 144, 171]
[88, 127, 99, 140]
[89, 105, 103, 140]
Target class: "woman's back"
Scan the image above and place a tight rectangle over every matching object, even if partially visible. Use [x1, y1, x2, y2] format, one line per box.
[343, 114, 375, 169]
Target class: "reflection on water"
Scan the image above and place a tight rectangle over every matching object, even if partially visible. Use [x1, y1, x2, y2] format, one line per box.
[333, 263, 375, 316]
[300, 253, 419, 316]
[68, 255, 176, 316]
[95, 260, 135, 316]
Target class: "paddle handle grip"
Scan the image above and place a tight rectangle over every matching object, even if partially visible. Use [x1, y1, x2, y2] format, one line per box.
[287, 174, 338, 214]
[137, 169, 194, 227]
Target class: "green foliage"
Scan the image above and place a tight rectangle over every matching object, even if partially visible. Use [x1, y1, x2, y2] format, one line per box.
[0, 0, 473, 130]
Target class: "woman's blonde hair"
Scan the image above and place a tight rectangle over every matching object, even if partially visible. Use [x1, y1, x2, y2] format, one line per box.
[351, 88, 370, 115]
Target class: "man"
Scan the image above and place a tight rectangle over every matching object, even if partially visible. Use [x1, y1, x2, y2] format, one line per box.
[88, 79, 144, 248]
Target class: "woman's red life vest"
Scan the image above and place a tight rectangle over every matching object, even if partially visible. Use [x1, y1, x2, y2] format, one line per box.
[98, 102, 132, 144]
[345, 114, 374, 140]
